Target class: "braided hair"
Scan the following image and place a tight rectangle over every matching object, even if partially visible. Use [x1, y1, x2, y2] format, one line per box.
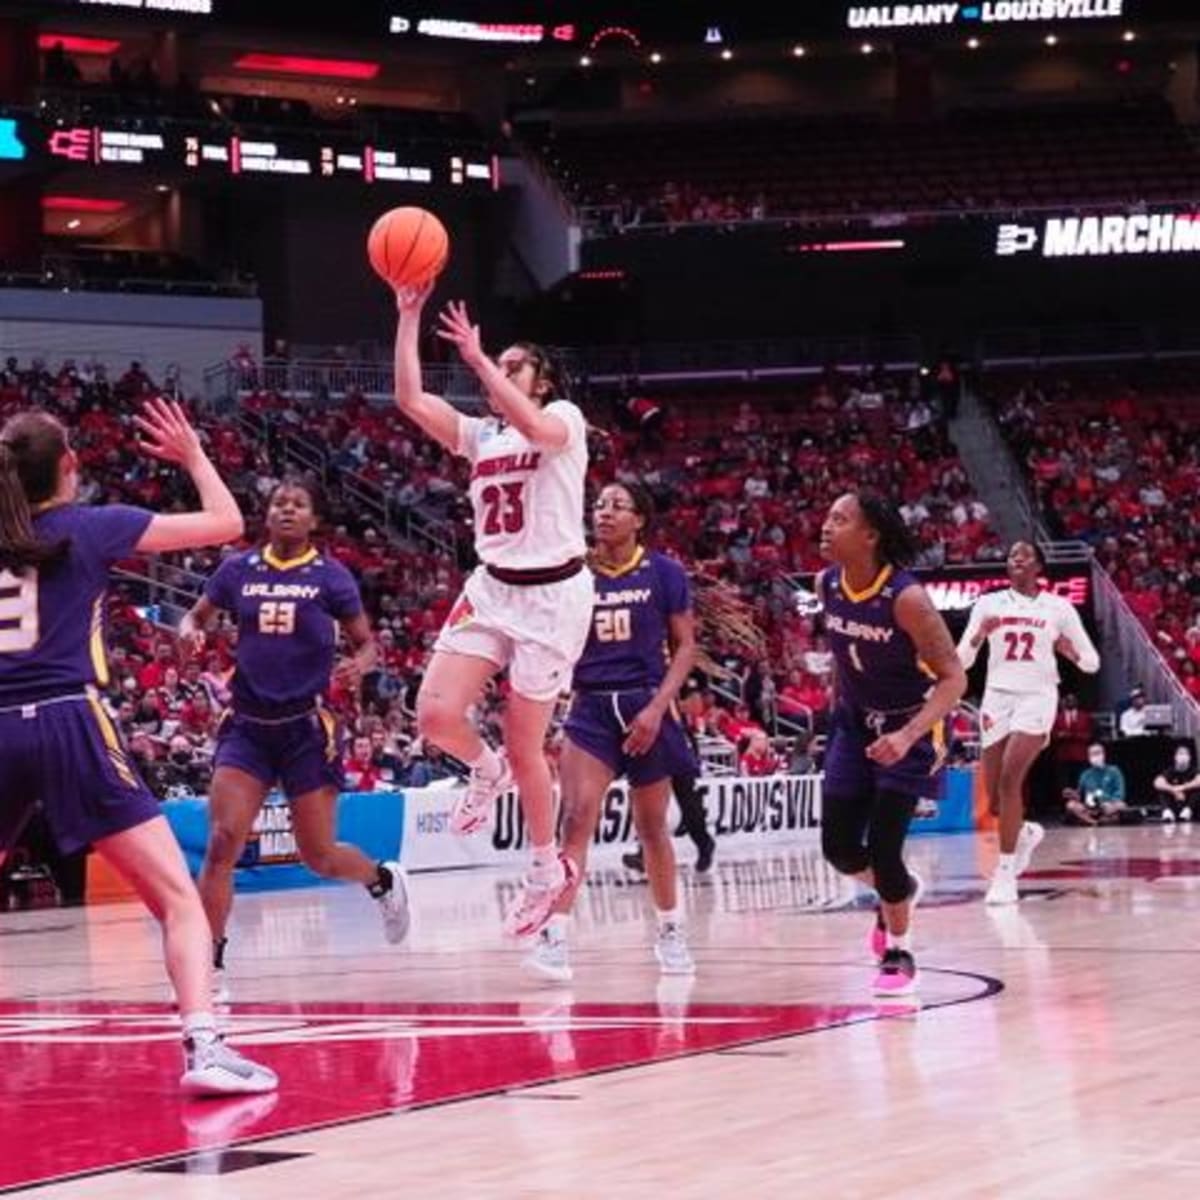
[856, 489, 918, 569]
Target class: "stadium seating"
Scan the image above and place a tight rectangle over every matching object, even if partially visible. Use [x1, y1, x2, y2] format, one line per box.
[988, 364, 1200, 703]
[531, 98, 1200, 226]
[1, 352, 1003, 790]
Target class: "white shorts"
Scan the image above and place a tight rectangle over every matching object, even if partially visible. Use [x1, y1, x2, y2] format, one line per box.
[432, 564, 594, 702]
[979, 688, 1058, 749]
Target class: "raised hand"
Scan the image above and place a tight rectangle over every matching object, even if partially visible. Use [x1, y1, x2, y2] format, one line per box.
[435, 300, 485, 369]
[394, 278, 436, 316]
[134, 397, 203, 469]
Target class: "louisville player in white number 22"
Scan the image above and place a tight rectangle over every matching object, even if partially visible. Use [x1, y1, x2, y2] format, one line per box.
[393, 280, 593, 940]
[957, 541, 1099, 906]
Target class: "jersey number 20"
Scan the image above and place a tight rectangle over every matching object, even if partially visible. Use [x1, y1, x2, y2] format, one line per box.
[0, 569, 39, 653]
[594, 608, 632, 642]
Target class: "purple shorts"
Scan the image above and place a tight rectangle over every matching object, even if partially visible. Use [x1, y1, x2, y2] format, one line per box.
[0, 695, 159, 856]
[823, 703, 946, 799]
[564, 688, 697, 787]
[214, 708, 343, 799]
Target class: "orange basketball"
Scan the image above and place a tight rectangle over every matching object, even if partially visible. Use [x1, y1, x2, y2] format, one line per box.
[366, 206, 449, 289]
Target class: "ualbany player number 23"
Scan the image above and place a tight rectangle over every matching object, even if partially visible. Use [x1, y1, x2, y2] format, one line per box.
[180, 477, 411, 1004]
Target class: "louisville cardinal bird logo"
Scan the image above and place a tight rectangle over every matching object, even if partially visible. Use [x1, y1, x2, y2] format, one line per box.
[447, 596, 475, 628]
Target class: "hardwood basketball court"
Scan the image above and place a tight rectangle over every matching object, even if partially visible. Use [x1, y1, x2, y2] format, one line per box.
[2, 825, 1195, 1198]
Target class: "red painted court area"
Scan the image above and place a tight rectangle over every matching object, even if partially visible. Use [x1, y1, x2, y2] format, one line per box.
[0, 998, 887, 1191]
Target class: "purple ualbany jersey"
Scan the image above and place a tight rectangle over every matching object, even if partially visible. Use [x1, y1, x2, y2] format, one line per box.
[205, 545, 362, 799]
[204, 545, 363, 718]
[0, 504, 160, 853]
[0, 504, 152, 705]
[820, 565, 946, 797]
[571, 548, 688, 693]
[565, 548, 696, 787]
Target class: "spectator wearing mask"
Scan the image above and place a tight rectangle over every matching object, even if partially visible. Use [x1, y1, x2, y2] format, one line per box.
[1065, 743, 1129, 825]
[1155, 743, 1200, 823]
[162, 735, 206, 796]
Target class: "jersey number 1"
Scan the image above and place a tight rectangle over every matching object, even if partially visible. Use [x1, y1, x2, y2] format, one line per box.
[481, 482, 526, 535]
[0, 569, 39, 653]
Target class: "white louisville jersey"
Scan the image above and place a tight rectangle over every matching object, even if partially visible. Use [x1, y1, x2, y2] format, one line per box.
[455, 400, 588, 570]
[957, 587, 1101, 693]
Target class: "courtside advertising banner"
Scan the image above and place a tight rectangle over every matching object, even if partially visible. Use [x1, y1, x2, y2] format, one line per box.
[400, 773, 824, 872]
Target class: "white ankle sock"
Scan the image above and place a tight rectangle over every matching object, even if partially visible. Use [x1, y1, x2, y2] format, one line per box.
[997, 853, 1016, 873]
[657, 906, 681, 930]
[886, 931, 912, 953]
[546, 914, 570, 939]
[467, 745, 502, 779]
[529, 845, 563, 885]
[182, 1012, 219, 1044]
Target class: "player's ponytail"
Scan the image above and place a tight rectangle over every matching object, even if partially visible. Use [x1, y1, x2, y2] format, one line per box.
[515, 342, 569, 405]
[856, 490, 917, 569]
[0, 412, 70, 574]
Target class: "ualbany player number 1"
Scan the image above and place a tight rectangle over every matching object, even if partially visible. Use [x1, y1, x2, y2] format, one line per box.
[818, 491, 966, 998]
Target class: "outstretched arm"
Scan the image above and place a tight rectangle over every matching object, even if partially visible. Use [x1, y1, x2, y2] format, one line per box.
[133, 398, 244, 554]
[392, 281, 464, 453]
[436, 301, 570, 449]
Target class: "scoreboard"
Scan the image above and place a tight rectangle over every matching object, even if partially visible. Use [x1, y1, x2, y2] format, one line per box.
[21, 115, 498, 190]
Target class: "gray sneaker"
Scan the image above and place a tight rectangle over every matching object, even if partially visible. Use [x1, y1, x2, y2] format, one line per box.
[654, 923, 696, 976]
[181, 1035, 279, 1096]
[523, 928, 573, 983]
[375, 861, 412, 945]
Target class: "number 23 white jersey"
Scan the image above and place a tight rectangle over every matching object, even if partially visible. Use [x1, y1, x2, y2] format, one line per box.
[957, 588, 1100, 694]
[455, 400, 588, 570]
